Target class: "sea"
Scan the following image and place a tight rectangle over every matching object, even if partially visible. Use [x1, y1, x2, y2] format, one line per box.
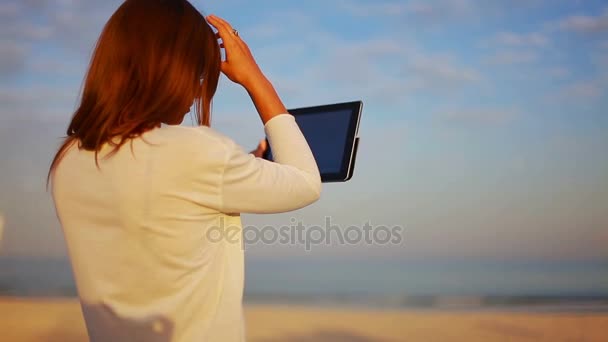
[1, 257, 607, 312]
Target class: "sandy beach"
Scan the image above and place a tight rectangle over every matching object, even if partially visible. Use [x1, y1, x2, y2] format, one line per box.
[1, 297, 607, 341]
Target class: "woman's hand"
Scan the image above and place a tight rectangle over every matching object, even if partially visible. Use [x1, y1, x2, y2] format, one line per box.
[207, 15, 287, 124]
[207, 15, 264, 89]
[249, 139, 268, 158]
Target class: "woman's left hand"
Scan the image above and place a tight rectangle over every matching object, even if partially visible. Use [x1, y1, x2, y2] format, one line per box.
[249, 139, 268, 158]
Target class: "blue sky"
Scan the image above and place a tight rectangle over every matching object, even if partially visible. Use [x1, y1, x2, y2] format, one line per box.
[0, 0, 607, 262]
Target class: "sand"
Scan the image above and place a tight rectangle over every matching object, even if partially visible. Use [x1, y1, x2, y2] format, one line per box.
[1, 297, 606, 341]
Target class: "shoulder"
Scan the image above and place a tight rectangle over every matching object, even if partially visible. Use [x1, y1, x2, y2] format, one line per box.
[157, 125, 236, 148]
[153, 125, 239, 163]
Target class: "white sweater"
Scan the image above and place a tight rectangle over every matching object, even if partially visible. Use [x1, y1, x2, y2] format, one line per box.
[51, 114, 321, 341]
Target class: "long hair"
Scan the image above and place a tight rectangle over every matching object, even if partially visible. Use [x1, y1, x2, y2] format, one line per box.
[47, 0, 220, 186]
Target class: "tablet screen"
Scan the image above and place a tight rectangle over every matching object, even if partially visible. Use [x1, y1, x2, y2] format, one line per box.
[294, 109, 352, 174]
[264, 101, 362, 182]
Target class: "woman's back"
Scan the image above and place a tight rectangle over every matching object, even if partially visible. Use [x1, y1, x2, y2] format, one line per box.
[53, 125, 246, 341]
[53, 117, 320, 341]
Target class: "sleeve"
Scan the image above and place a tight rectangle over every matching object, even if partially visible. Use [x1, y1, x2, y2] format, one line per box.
[217, 114, 322, 214]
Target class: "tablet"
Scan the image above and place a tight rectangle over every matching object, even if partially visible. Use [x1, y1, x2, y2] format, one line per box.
[263, 100, 362, 182]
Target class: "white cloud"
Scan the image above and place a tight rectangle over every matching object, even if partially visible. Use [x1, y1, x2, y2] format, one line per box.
[338, 0, 477, 25]
[243, 9, 483, 105]
[545, 67, 570, 79]
[494, 31, 550, 47]
[407, 54, 481, 85]
[337, 0, 407, 17]
[243, 23, 281, 40]
[312, 35, 480, 93]
[28, 59, 85, 77]
[0, 86, 76, 106]
[0, 0, 119, 56]
[0, 0, 106, 78]
[485, 50, 539, 65]
[0, 2, 18, 17]
[0, 41, 27, 78]
[0, 85, 79, 122]
[404, 0, 475, 18]
[545, 80, 605, 103]
[1, 20, 54, 41]
[339, 0, 552, 27]
[592, 50, 608, 78]
[441, 108, 517, 125]
[319, 41, 481, 104]
[479, 31, 548, 69]
[561, 81, 603, 99]
[555, 7, 608, 34]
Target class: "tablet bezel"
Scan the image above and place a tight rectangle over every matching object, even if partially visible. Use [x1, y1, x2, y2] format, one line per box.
[264, 100, 362, 182]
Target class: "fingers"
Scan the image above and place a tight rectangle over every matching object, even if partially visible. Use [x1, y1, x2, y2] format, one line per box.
[207, 16, 228, 47]
[252, 139, 268, 158]
[206, 14, 260, 86]
[249, 139, 267, 158]
[207, 15, 233, 41]
[208, 15, 242, 61]
[209, 15, 234, 33]
[208, 15, 243, 44]
[258, 139, 268, 151]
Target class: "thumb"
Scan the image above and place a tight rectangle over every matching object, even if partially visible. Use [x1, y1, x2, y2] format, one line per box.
[251, 139, 268, 158]
[258, 139, 267, 152]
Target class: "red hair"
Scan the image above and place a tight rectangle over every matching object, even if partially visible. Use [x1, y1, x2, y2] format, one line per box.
[48, 0, 220, 185]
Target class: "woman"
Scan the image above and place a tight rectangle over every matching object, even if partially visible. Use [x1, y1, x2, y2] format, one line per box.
[48, 0, 321, 341]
